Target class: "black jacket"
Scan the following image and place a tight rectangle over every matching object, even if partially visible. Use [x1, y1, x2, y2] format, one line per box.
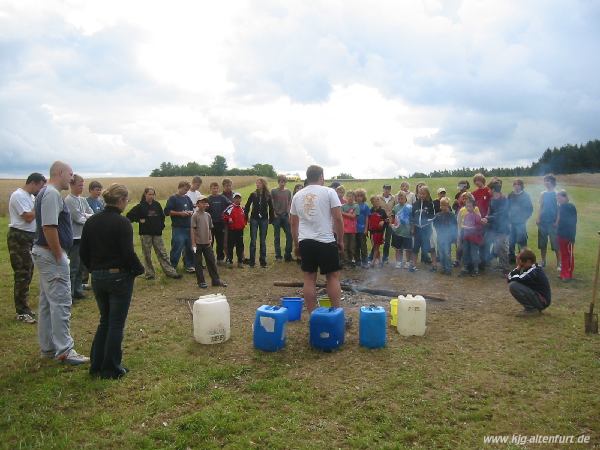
[244, 191, 274, 221]
[80, 206, 144, 276]
[126, 200, 166, 236]
[507, 264, 551, 304]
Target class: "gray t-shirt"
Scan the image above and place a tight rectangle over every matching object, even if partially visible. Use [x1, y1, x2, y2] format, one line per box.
[34, 185, 73, 251]
[271, 188, 292, 216]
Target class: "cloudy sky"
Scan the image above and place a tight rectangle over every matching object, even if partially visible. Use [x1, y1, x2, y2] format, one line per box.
[1, 0, 599, 178]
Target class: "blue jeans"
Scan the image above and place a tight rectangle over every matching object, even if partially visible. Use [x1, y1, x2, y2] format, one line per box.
[90, 270, 134, 378]
[68, 239, 84, 296]
[413, 225, 432, 258]
[462, 240, 480, 271]
[509, 222, 528, 259]
[170, 227, 193, 269]
[437, 237, 452, 272]
[272, 214, 292, 259]
[250, 218, 269, 266]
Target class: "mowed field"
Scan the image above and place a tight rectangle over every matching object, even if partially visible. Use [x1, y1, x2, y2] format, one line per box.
[0, 174, 599, 449]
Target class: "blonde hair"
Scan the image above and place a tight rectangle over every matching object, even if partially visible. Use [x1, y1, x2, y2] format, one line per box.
[102, 183, 129, 206]
[440, 197, 451, 206]
[419, 185, 432, 202]
[370, 195, 381, 204]
[354, 188, 367, 202]
[345, 190, 355, 201]
[397, 191, 407, 201]
[335, 185, 346, 195]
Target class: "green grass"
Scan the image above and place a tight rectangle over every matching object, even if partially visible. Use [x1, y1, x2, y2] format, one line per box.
[0, 177, 599, 449]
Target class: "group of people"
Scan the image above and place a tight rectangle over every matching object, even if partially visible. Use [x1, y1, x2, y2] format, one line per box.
[6, 161, 575, 379]
[330, 174, 577, 283]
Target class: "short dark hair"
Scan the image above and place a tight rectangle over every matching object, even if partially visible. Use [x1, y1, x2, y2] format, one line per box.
[89, 180, 102, 191]
[306, 165, 324, 183]
[543, 174, 557, 186]
[26, 172, 46, 184]
[489, 181, 502, 193]
[518, 248, 536, 264]
[178, 181, 191, 189]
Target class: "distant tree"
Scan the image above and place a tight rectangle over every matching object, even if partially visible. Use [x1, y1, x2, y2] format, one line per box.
[335, 172, 354, 179]
[251, 163, 277, 178]
[210, 155, 228, 176]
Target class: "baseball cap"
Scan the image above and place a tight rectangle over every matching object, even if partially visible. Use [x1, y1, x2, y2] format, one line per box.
[195, 194, 208, 203]
[437, 187, 447, 194]
[233, 192, 242, 198]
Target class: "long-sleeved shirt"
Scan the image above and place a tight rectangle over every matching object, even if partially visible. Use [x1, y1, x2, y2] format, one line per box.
[462, 211, 483, 245]
[126, 200, 166, 236]
[507, 190, 533, 225]
[244, 191, 274, 221]
[411, 199, 435, 228]
[207, 194, 231, 224]
[65, 194, 94, 240]
[507, 263, 552, 305]
[557, 202, 577, 242]
[433, 211, 457, 243]
[86, 196, 105, 214]
[486, 195, 510, 234]
[271, 188, 292, 216]
[80, 205, 144, 275]
[472, 187, 491, 218]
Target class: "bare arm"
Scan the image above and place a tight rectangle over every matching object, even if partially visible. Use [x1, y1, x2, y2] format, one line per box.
[291, 213, 299, 257]
[331, 206, 344, 251]
[21, 211, 35, 223]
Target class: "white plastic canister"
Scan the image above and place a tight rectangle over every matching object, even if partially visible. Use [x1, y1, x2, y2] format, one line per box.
[193, 294, 231, 344]
[396, 294, 426, 336]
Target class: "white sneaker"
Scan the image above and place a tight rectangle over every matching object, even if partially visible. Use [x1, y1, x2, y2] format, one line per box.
[16, 313, 36, 324]
[56, 349, 90, 365]
[557, 265, 562, 272]
[395, 262, 403, 269]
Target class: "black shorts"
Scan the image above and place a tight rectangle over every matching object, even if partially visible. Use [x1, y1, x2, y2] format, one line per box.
[299, 239, 341, 275]
[391, 234, 412, 250]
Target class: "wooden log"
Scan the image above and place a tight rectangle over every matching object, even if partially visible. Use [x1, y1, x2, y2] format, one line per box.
[273, 281, 446, 301]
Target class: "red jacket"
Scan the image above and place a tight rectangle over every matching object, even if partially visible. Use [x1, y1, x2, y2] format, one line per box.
[223, 204, 246, 231]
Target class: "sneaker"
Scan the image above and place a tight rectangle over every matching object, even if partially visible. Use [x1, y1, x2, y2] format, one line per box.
[56, 349, 90, 365]
[404, 261, 411, 269]
[471, 270, 479, 277]
[212, 280, 228, 287]
[82, 283, 92, 291]
[395, 262, 403, 269]
[260, 264, 267, 269]
[409, 266, 417, 272]
[198, 282, 208, 289]
[430, 266, 438, 273]
[167, 273, 183, 279]
[16, 313, 36, 324]
[185, 267, 196, 274]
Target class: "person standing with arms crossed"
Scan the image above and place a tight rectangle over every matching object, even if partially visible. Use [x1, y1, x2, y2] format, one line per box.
[31, 161, 89, 365]
[7, 172, 46, 323]
[290, 165, 344, 314]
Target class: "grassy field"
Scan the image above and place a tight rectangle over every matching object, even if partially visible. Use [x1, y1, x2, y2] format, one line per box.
[0, 175, 599, 449]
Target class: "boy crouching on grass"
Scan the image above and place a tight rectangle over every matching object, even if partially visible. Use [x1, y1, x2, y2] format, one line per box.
[191, 196, 227, 289]
[507, 249, 551, 316]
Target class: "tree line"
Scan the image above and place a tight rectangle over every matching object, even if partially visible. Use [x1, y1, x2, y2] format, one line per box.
[411, 140, 600, 178]
[149, 155, 277, 178]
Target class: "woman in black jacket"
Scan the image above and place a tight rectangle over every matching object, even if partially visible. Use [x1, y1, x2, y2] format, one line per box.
[80, 184, 145, 379]
[126, 188, 181, 280]
[244, 178, 274, 268]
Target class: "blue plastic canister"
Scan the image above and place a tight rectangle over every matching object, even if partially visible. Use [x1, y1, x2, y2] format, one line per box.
[309, 307, 345, 351]
[280, 297, 304, 321]
[359, 305, 387, 349]
[253, 305, 289, 352]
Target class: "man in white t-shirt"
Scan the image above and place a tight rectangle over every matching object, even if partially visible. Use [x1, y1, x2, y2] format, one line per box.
[186, 176, 203, 209]
[8, 173, 47, 323]
[290, 165, 344, 313]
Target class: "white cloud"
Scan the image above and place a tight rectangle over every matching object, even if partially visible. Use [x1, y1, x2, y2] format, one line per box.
[0, 0, 599, 178]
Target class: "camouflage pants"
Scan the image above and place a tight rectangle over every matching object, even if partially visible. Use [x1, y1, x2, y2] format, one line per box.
[141, 235, 178, 277]
[7, 228, 35, 314]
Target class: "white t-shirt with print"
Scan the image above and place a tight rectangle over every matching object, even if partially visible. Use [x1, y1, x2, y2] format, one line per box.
[290, 184, 341, 243]
[9, 188, 35, 232]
